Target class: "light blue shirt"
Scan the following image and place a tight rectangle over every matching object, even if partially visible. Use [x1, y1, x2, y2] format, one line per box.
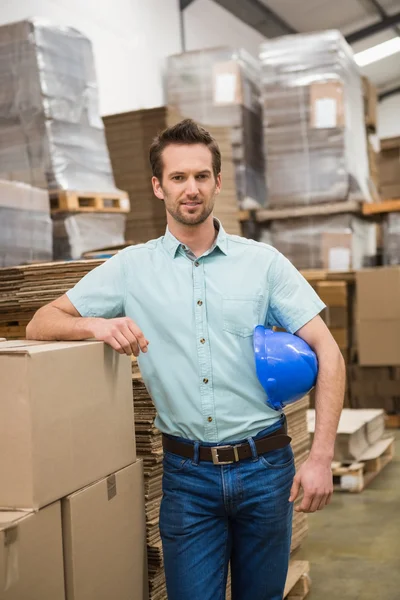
[67, 220, 325, 443]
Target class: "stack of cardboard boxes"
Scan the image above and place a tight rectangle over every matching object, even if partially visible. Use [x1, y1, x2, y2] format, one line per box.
[379, 137, 400, 265]
[0, 340, 148, 599]
[166, 47, 266, 210]
[0, 180, 52, 267]
[0, 19, 128, 265]
[350, 268, 400, 417]
[259, 31, 376, 271]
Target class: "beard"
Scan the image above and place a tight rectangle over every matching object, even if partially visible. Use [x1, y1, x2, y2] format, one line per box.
[164, 192, 216, 226]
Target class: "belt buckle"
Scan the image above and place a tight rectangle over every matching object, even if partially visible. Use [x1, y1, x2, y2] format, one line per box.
[211, 445, 239, 465]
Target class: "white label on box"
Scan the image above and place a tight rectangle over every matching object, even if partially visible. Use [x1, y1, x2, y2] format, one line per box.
[329, 247, 351, 270]
[214, 73, 237, 105]
[315, 97, 337, 128]
[120, 197, 130, 211]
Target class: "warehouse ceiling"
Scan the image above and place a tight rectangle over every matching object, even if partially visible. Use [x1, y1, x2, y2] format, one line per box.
[211, 0, 400, 96]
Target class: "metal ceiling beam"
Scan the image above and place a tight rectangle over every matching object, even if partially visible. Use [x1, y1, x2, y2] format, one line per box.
[361, 0, 400, 38]
[213, 0, 297, 39]
[379, 85, 400, 101]
[180, 0, 196, 9]
[346, 10, 400, 44]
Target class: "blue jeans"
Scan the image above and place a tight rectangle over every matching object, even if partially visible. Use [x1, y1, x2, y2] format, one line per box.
[160, 416, 295, 600]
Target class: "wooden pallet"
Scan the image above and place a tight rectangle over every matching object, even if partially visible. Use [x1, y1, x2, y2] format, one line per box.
[385, 414, 400, 429]
[284, 561, 311, 599]
[332, 437, 394, 492]
[362, 199, 400, 215]
[238, 200, 362, 223]
[49, 190, 130, 213]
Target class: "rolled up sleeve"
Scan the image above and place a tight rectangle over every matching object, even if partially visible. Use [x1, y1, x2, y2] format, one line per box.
[66, 252, 126, 319]
[266, 252, 326, 333]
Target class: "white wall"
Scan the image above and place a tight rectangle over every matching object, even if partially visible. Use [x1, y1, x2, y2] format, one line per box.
[378, 94, 400, 140]
[184, 0, 266, 58]
[0, 0, 181, 116]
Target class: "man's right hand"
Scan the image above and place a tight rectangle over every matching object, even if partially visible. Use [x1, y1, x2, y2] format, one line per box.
[89, 317, 149, 356]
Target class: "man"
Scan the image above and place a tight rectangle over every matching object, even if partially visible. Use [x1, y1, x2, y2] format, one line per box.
[27, 119, 344, 600]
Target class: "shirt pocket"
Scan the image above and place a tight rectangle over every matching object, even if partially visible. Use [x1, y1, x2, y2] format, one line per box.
[222, 296, 259, 338]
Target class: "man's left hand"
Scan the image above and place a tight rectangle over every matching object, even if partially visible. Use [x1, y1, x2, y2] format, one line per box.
[289, 456, 333, 513]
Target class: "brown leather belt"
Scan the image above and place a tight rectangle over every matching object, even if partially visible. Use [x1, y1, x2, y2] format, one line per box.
[162, 423, 291, 465]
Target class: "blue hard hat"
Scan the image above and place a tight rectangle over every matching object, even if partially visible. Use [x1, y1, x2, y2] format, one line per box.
[253, 325, 318, 411]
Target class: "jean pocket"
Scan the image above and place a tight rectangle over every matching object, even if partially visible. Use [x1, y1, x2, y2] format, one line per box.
[222, 296, 259, 337]
[163, 451, 192, 472]
[259, 444, 294, 469]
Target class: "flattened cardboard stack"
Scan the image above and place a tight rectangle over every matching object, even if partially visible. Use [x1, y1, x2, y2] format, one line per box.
[308, 408, 386, 462]
[260, 30, 371, 208]
[166, 47, 266, 210]
[132, 372, 166, 600]
[0, 19, 116, 193]
[103, 107, 241, 243]
[103, 108, 170, 244]
[285, 397, 311, 553]
[268, 214, 377, 271]
[0, 180, 52, 267]
[0, 259, 103, 339]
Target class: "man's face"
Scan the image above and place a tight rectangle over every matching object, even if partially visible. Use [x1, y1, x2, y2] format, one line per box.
[152, 143, 221, 226]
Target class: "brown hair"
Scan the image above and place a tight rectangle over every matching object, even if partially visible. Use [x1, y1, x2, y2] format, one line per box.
[149, 118, 221, 182]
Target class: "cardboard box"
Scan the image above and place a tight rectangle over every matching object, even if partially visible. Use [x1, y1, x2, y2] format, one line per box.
[0, 340, 136, 509]
[0, 502, 65, 599]
[63, 461, 148, 600]
[321, 306, 348, 328]
[321, 232, 353, 270]
[381, 183, 400, 200]
[315, 281, 348, 307]
[310, 81, 345, 129]
[358, 321, 400, 366]
[356, 268, 400, 365]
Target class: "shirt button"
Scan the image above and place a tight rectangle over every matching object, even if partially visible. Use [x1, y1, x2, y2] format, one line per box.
[200, 338, 206, 344]
[203, 378, 209, 384]
[208, 416, 213, 423]
[197, 300, 203, 306]
[182, 245, 186, 250]
[194, 261, 200, 267]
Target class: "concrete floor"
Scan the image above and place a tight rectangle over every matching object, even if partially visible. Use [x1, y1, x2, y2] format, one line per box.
[295, 430, 400, 600]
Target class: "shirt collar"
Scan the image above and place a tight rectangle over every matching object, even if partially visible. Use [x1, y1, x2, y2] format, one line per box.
[163, 218, 228, 258]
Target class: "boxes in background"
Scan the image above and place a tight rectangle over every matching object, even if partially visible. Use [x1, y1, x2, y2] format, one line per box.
[0, 502, 65, 599]
[0, 180, 52, 267]
[356, 267, 400, 365]
[62, 461, 148, 600]
[270, 214, 376, 271]
[308, 408, 385, 462]
[0, 19, 116, 192]
[310, 81, 345, 128]
[379, 136, 400, 199]
[0, 340, 136, 509]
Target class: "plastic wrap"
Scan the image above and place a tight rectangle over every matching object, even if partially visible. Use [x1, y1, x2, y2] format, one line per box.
[52, 213, 126, 260]
[260, 30, 371, 208]
[166, 47, 266, 209]
[0, 180, 52, 266]
[0, 19, 116, 191]
[383, 213, 400, 265]
[268, 214, 377, 271]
